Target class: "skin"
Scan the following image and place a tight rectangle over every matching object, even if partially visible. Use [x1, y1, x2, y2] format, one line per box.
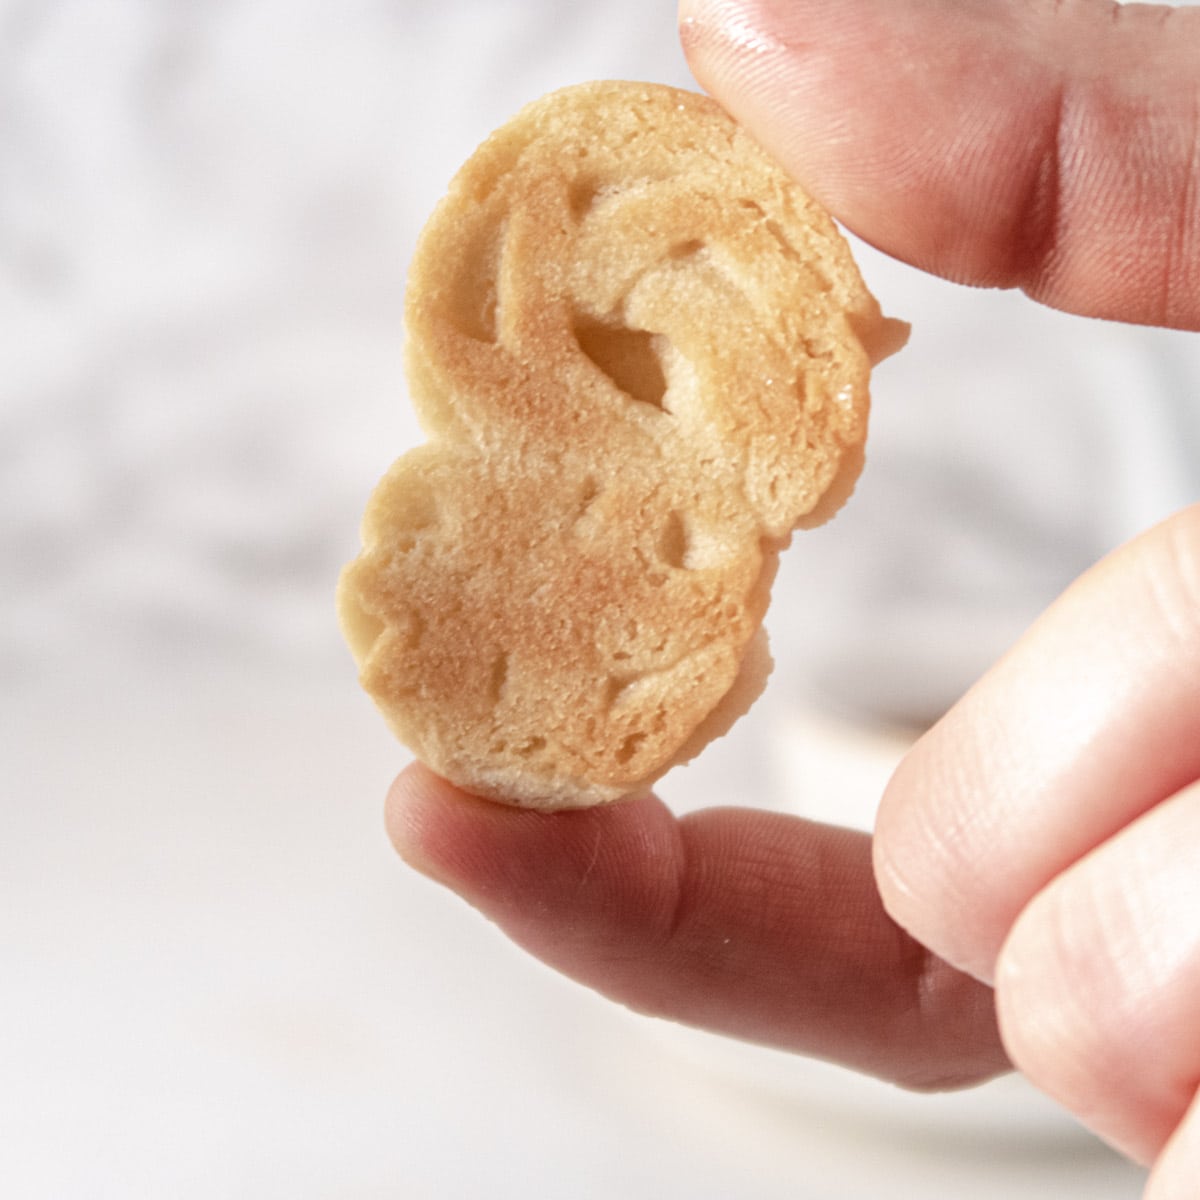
[387, 3, 1200, 1195]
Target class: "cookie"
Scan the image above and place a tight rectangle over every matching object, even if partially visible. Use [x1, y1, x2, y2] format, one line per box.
[338, 81, 907, 808]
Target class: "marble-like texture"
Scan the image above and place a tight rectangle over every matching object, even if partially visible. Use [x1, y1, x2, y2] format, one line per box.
[4, 1, 1189, 1195]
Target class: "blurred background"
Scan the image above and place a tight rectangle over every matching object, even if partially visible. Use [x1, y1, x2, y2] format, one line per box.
[5, 0, 1196, 1195]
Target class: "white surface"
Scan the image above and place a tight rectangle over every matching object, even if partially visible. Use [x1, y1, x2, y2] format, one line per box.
[4, 0, 1192, 1195]
[1, 666, 1147, 1199]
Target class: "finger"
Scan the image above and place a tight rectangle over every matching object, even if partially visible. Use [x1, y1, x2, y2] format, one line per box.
[388, 762, 1009, 1090]
[1148, 1083, 1200, 1200]
[679, 0, 1200, 328]
[995, 779, 1200, 1165]
[874, 502, 1200, 982]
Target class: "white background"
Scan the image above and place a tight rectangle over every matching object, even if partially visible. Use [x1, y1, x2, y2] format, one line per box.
[5, 1, 1197, 1195]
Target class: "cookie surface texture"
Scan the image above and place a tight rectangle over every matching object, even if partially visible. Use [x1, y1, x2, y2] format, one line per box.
[338, 80, 906, 809]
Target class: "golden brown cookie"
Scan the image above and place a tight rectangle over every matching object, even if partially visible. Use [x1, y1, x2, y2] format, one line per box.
[338, 81, 907, 808]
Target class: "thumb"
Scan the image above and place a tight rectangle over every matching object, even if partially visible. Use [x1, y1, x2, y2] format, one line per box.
[680, 0, 1200, 329]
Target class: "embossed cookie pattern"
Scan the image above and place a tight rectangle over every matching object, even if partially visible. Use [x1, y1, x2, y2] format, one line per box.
[338, 82, 906, 808]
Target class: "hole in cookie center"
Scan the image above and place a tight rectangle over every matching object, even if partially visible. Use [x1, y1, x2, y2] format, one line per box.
[574, 317, 669, 412]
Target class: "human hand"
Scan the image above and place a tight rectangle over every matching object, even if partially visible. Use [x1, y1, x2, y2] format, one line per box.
[389, 1, 1200, 1194]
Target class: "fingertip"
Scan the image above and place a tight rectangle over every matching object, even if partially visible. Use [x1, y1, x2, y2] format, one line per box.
[870, 769, 914, 927]
[874, 723, 1003, 985]
[675, 0, 967, 271]
[873, 755, 932, 955]
[384, 760, 490, 883]
[384, 761, 676, 920]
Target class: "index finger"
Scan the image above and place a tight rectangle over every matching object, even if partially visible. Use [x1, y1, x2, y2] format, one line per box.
[388, 763, 1009, 1091]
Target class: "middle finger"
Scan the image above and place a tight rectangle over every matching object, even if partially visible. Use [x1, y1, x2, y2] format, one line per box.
[996, 778, 1200, 1165]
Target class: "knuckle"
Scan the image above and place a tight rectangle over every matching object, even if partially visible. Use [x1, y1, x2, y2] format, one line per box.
[1023, 6, 1200, 325]
[887, 949, 1011, 1094]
